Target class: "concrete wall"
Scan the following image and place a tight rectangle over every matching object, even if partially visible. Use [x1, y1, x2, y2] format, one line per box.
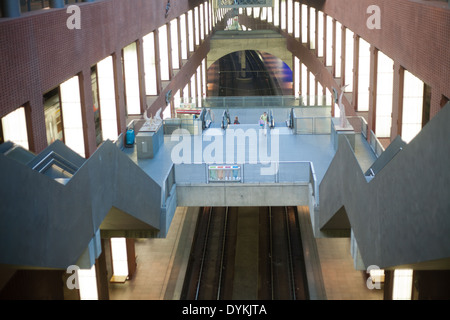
[177, 183, 310, 207]
[207, 30, 292, 69]
[318, 103, 450, 270]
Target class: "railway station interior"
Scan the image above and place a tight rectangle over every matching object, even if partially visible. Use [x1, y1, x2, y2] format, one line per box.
[1, 0, 450, 301]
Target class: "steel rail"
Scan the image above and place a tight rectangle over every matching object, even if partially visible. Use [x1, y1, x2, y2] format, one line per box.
[194, 207, 213, 300]
[284, 206, 297, 300]
[216, 206, 229, 300]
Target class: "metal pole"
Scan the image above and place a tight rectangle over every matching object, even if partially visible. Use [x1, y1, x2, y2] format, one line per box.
[1, 0, 21, 18]
[49, 0, 65, 8]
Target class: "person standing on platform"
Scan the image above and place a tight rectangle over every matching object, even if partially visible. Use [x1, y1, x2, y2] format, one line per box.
[260, 111, 268, 135]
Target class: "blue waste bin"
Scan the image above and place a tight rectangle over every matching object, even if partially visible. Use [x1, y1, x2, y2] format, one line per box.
[125, 129, 135, 147]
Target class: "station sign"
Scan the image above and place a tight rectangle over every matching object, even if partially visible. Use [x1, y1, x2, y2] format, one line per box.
[208, 165, 241, 182]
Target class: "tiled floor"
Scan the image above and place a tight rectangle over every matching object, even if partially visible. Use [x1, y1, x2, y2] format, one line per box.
[316, 237, 383, 300]
[109, 206, 191, 300]
[109, 206, 383, 300]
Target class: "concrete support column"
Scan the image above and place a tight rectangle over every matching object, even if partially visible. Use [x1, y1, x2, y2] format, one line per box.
[306, 4, 310, 48]
[314, 8, 319, 57]
[331, 19, 336, 77]
[340, 25, 346, 87]
[154, 29, 163, 97]
[95, 245, 110, 300]
[166, 23, 174, 80]
[49, 0, 65, 8]
[352, 35, 360, 111]
[367, 45, 378, 141]
[136, 38, 147, 115]
[1, 0, 20, 18]
[78, 69, 96, 158]
[126, 239, 137, 280]
[322, 13, 327, 65]
[184, 11, 191, 59]
[306, 67, 310, 99]
[391, 62, 404, 141]
[298, 3, 302, 44]
[177, 16, 183, 69]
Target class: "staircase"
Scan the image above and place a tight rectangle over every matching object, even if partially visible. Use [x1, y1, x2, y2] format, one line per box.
[318, 103, 450, 270]
[0, 139, 165, 270]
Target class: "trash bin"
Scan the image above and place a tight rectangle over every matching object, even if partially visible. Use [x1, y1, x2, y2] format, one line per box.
[125, 128, 135, 147]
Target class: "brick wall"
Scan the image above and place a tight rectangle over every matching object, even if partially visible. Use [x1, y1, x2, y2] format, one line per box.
[244, 0, 449, 142]
[0, 0, 449, 153]
[0, 0, 198, 154]
[305, 0, 450, 118]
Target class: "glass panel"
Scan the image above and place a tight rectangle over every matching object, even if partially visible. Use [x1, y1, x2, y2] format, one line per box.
[143, 32, 158, 95]
[159, 25, 170, 81]
[402, 70, 424, 143]
[60, 76, 85, 157]
[194, 6, 200, 46]
[287, 0, 293, 34]
[345, 28, 354, 92]
[44, 88, 64, 146]
[301, 4, 308, 43]
[310, 7, 316, 50]
[97, 56, 119, 141]
[335, 21, 342, 78]
[376, 51, 393, 137]
[78, 265, 98, 300]
[326, 16, 333, 66]
[301, 63, 307, 99]
[393, 269, 413, 300]
[358, 37, 371, 111]
[1, 106, 28, 149]
[188, 10, 195, 52]
[111, 238, 129, 277]
[91, 66, 103, 146]
[294, 57, 300, 98]
[317, 11, 324, 57]
[180, 14, 188, 60]
[123, 42, 141, 115]
[294, 2, 300, 38]
[170, 20, 180, 70]
[309, 71, 316, 106]
[200, 4, 205, 41]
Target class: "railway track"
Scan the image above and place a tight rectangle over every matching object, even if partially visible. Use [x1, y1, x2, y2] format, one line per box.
[181, 206, 309, 300]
